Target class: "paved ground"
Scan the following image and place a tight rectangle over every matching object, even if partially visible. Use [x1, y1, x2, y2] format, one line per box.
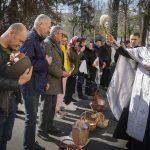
[7, 90, 127, 150]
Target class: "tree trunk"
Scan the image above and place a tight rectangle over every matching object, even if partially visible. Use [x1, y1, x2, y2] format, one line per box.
[141, 0, 150, 46]
[124, 9, 127, 41]
[141, 15, 148, 46]
[110, 0, 120, 40]
[72, 25, 76, 36]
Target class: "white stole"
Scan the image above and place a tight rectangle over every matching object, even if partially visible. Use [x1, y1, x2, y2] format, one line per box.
[108, 46, 150, 141]
[107, 55, 136, 120]
[126, 47, 150, 141]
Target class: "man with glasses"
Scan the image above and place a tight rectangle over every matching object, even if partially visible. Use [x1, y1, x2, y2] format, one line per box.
[38, 25, 70, 140]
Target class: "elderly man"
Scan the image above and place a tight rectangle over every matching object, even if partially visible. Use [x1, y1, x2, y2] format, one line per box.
[19, 14, 51, 150]
[0, 23, 32, 150]
[38, 25, 70, 140]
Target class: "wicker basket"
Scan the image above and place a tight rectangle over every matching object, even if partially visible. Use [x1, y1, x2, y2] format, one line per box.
[93, 89, 103, 101]
[81, 111, 99, 131]
[96, 112, 109, 128]
[92, 89, 105, 112]
[90, 101, 105, 112]
[97, 119, 109, 128]
[72, 119, 89, 146]
[58, 138, 77, 150]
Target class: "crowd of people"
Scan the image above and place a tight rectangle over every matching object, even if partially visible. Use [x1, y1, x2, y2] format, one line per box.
[0, 13, 150, 150]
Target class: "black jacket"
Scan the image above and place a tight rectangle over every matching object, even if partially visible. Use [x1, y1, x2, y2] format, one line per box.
[114, 46, 140, 63]
[80, 46, 97, 79]
[99, 43, 112, 67]
[0, 46, 18, 116]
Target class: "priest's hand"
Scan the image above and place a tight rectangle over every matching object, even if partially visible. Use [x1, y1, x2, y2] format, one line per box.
[106, 33, 116, 44]
[144, 64, 150, 70]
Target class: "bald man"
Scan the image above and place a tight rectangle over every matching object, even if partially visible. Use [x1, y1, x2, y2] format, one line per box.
[0, 23, 27, 50]
[0, 23, 32, 150]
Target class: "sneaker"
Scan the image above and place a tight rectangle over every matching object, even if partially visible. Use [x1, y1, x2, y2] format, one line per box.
[62, 102, 67, 108]
[56, 111, 67, 119]
[69, 102, 77, 108]
[33, 141, 45, 150]
[60, 110, 68, 115]
[62, 102, 77, 110]
[65, 106, 76, 111]
[56, 112, 63, 119]
[65, 103, 77, 111]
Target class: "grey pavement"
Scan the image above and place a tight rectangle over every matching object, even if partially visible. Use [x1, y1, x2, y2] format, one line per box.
[7, 91, 127, 150]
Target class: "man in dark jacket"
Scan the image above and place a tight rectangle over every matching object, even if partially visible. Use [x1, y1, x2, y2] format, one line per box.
[93, 38, 103, 54]
[38, 25, 70, 139]
[99, 38, 112, 90]
[19, 14, 51, 150]
[84, 44, 97, 96]
[0, 23, 32, 150]
[77, 37, 89, 100]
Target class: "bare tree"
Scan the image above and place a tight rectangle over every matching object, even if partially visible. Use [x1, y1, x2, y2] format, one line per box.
[120, 0, 134, 41]
[0, 0, 8, 34]
[139, 0, 150, 46]
[68, 4, 80, 36]
[0, 0, 63, 33]
[110, 0, 120, 40]
[93, 0, 106, 40]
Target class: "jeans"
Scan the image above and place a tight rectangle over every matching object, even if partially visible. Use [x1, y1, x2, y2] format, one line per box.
[38, 95, 57, 132]
[0, 96, 17, 150]
[22, 91, 40, 150]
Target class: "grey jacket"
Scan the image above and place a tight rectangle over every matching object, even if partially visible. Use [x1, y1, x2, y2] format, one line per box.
[44, 36, 64, 95]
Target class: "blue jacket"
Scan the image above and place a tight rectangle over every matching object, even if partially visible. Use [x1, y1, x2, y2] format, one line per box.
[19, 29, 48, 94]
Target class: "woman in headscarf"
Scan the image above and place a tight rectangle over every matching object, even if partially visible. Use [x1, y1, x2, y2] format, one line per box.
[64, 36, 85, 108]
